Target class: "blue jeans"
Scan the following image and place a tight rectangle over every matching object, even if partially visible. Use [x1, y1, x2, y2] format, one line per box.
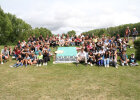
[13, 62, 23, 67]
[97, 60, 103, 66]
[104, 58, 110, 66]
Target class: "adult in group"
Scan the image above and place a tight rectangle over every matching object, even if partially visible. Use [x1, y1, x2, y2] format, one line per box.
[125, 26, 131, 40]
[76, 48, 87, 66]
[0, 46, 9, 64]
[132, 28, 138, 42]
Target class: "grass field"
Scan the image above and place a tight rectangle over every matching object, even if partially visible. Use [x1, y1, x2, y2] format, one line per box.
[0, 45, 140, 100]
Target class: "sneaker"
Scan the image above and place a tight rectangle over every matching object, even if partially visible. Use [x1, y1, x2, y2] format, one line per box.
[1, 62, 3, 64]
[107, 65, 109, 68]
[36, 64, 39, 67]
[21, 64, 23, 66]
[53, 61, 56, 64]
[12, 56, 15, 59]
[45, 63, 48, 66]
[43, 63, 45, 66]
[39, 64, 41, 66]
[10, 65, 13, 68]
[90, 64, 93, 66]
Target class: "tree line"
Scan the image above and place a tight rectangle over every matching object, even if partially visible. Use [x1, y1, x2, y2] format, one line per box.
[1, 6, 140, 45]
[82, 23, 140, 37]
[0, 7, 52, 45]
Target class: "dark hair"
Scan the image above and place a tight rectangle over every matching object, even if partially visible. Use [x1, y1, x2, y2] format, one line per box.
[4, 45, 7, 47]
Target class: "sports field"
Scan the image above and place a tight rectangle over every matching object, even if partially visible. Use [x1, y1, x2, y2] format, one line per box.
[0, 46, 140, 100]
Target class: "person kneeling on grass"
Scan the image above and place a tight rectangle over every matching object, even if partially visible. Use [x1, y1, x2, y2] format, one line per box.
[43, 50, 50, 66]
[10, 55, 23, 68]
[0, 45, 9, 64]
[76, 48, 87, 66]
[129, 53, 139, 66]
[36, 52, 43, 67]
[120, 51, 129, 66]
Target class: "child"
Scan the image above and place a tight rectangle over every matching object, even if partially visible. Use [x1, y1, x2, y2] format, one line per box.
[129, 53, 139, 66]
[10, 55, 23, 67]
[37, 52, 43, 66]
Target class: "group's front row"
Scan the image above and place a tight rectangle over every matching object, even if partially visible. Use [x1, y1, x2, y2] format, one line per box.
[0, 46, 50, 67]
[76, 48, 139, 68]
[0, 46, 139, 68]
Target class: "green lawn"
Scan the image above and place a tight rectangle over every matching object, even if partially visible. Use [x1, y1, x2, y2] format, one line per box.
[0, 46, 140, 100]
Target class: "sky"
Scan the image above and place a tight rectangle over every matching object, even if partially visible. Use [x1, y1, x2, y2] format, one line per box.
[0, 0, 140, 35]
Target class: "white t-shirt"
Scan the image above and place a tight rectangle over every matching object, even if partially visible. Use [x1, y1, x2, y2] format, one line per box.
[77, 51, 86, 58]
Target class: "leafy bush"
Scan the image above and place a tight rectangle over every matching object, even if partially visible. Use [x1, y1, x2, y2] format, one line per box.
[134, 39, 140, 60]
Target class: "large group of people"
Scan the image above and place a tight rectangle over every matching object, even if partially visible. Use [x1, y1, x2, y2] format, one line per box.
[0, 27, 139, 68]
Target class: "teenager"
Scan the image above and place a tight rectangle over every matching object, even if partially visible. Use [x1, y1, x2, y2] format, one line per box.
[43, 50, 50, 66]
[129, 53, 139, 66]
[36, 52, 43, 66]
[87, 51, 96, 66]
[120, 51, 129, 66]
[110, 51, 118, 68]
[30, 53, 37, 65]
[104, 51, 110, 68]
[96, 53, 103, 66]
[23, 53, 31, 67]
[10, 55, 23, 67]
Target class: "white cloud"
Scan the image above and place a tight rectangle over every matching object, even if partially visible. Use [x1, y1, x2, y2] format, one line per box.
[1, 0, 140, 35]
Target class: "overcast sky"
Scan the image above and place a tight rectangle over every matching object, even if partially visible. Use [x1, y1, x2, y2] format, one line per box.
[0, 0, 140, 34]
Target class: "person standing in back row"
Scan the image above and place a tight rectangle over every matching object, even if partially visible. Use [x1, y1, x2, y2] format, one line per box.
[125, 27, 131, 40]
[132, 28, 138, 42]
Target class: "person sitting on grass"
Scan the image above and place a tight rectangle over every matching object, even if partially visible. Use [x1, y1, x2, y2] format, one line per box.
[0, 45, 9, 64]
[104, 51, 110, 68]
[76, 48, 87, 66]
[120, 51, 129, 66]
[129, 53, 139, 66]
[30, 53, 37, 65]
[23, 53, 31, 67]
[87, 51, 96, 66]
[110, 51, 118, 68]
[14, 47, 21, 59]
[35, 47, 42, 55]
[43, 50, 50, 66]
[10, 54, 23, 68]
[36, 52, 43, 67]
[96, 53, 104, 66]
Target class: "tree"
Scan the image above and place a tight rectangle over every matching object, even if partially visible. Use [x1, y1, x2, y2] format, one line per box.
[67, 30, 76, 36]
